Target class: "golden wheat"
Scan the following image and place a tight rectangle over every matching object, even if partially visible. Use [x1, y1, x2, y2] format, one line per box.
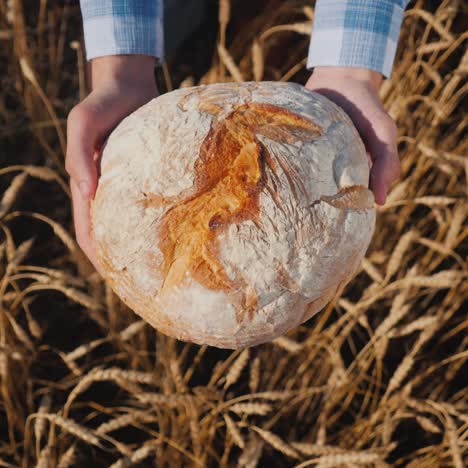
[0, 0, 465, 466]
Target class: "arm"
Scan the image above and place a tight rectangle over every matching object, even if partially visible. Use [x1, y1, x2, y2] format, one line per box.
[66, 1, 163, 273]
[305, 0, 411, 205]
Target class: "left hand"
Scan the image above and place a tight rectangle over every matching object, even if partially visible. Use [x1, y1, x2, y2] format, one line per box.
[66, 55, 158, 274]
[305, 67, 401, 205]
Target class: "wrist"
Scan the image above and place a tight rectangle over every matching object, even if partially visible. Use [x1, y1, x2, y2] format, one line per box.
[311, 66, 383, 92]
[90, 55, 156, 90]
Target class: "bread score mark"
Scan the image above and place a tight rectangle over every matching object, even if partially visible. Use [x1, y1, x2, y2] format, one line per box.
[141, 101, 322, 322]
[308, 185, 375, 210]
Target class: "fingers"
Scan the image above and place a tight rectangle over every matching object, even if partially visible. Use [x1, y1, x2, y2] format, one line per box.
[66, 104, 99, 200]
[66, 100, 102, 275]
[364, 114, 401, 205]
[305, 73, 402, 206]
[70, 179, 103, 275]
[370, 152, 401, 205]
[66, 82, 158, 274]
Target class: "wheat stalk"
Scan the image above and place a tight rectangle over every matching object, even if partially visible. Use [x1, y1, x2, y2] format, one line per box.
[224, 348, 250, 390]
[252, 426, 300, 459]
[96, 411, 156, 435]
[294, 451, 382, 467]
[34, 444, 52, 468]
[229, 402, 272, 416]
[34, 394, 51, 458]
[224, 413, 245, 448]
[249, 356, 260, 393]
[30, 414, 103, 448]
[56, 444, 77, 468]
[251, 40, 264, 81]
[0, 172, 28, 219]
[64, 367, 157, 416]
[1, 1, 466, 466]
[109, 441, 159, 468]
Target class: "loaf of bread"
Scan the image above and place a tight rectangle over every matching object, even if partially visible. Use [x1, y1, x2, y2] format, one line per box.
[90, 81, 376, 348]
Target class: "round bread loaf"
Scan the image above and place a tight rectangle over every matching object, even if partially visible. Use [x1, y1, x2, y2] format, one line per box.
[90, 81, 376, 348]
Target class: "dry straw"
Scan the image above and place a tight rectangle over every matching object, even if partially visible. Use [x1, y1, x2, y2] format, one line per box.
[56, 443, 77, 468]
[96, 411, 156, 435]
[108, 441, 159, 468]
[294, 451, 383, 467]
[0, 0, 466, 466]
[24, 413, 104, 461]
[229, 402, 272, 416]
[252, 426, 300, 459]
[224, 413, 245, 448]
[224, 348, 250, 389]
[249, 355, 261, 393]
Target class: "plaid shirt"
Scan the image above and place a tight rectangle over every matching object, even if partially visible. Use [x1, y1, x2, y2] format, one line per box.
[80, 0, 410, 77]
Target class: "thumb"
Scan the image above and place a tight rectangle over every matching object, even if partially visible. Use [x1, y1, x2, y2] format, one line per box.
[66, 104, 100, 200]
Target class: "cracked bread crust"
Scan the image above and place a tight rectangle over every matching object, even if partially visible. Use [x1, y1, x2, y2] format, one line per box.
[90, 81, 376, 349]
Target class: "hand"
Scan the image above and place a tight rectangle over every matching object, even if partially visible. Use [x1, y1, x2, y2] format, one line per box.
[305, 67, 401, 205]
[66, 56, 158, 274]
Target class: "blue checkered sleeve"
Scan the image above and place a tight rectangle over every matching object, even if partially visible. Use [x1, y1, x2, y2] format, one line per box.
[79, 0, 164, 61]
[307, 0, 410, 77]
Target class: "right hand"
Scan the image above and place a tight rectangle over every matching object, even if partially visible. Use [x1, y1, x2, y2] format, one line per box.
[66, 55, 158, 274]
[305, 67, 400, 206]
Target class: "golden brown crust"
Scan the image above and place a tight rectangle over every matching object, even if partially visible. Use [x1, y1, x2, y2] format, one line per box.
[140, 101, 322, 323]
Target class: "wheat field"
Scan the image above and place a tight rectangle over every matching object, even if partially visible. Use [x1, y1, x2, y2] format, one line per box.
[0, 0, 466, 466]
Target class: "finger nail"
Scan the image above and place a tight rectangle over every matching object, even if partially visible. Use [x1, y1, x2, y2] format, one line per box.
[79, 181, 91, 199]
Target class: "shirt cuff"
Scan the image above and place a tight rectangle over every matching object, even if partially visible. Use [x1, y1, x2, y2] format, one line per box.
[307, 0, 406, 78]
[80, 0, 164, 62]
